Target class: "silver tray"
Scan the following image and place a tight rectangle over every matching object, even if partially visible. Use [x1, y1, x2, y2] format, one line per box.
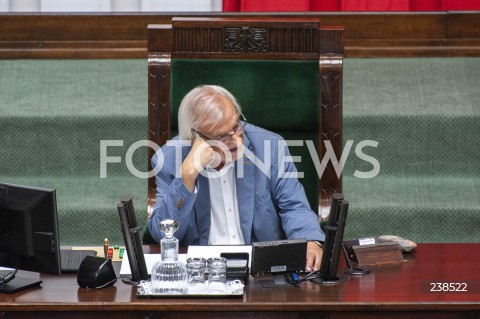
[136, 281, 244, 298]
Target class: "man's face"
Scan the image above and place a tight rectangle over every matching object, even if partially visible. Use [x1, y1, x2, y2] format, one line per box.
[195, 97, 245, 167]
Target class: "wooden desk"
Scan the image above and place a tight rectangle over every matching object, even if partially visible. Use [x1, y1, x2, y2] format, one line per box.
[1, 243, 480, 319]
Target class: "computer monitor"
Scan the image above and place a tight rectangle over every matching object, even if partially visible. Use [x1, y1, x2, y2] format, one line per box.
[117, 196, 149, 284]
[311, 192, 349, 285]
[0, 182, 61, 294]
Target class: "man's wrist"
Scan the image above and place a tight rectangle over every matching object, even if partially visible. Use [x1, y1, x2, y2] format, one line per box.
[180, 162, 198, 193]
[309, 240, 324, 249]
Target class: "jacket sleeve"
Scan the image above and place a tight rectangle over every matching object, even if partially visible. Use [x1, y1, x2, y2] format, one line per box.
[147, 149, 197, 243]
[271, 139, 325, 241]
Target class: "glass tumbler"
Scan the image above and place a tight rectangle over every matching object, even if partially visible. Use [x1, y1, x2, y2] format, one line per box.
[207, 257, 227, 293]
[186, 257, 206, 293]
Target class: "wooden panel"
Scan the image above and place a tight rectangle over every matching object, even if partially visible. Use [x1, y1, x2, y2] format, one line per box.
[320, 27, 345, 54]
[447, 12, 480, 38]
[147, 24, 171, 52]
[4, 311, 480, 319]
[0, 14, 151, 41]
[171, 18, 322, 57]
[1, 13, 446, 41]
[317, 13, 446, 40]
[0, 12, 479, 58]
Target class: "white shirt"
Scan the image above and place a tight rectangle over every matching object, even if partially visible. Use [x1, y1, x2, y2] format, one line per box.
[205, 162, 245, 245]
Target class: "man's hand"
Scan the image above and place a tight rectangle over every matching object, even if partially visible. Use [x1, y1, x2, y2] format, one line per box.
[306, 241, 323, 272]
[181, 138, 216, 192]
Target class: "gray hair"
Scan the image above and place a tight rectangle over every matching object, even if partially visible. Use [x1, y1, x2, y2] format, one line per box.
[178, 85, 242, 140]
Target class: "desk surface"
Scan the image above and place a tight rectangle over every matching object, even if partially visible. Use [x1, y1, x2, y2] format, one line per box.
[1, 243, 480, 318]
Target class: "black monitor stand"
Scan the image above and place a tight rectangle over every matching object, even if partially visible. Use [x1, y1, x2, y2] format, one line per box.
[310, 194, 349, 286]
[259, 273, 296, 288]
[117, 196, 149, 285]
[0, 270, 42, 294]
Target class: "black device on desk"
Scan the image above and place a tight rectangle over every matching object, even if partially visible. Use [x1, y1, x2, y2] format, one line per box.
[311, 193, 349, 285]
[221, 252, 249, 284]
[0, 182, 61, 294]
[60, 249, 97, 273]
[117, 196, 149, 284]
[250, 239, 307, 288]
[250, 238, 307, 276]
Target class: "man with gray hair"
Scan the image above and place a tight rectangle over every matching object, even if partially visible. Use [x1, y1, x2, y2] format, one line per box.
[148, 85, 324, 271]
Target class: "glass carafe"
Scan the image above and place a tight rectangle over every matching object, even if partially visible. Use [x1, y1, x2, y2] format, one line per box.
[151, 219, 188, 294]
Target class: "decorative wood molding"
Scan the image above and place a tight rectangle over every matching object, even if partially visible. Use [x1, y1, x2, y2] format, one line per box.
[147, 53, 171, 216]
[224, 27, 268, 52]
[170, 18, 323, 59]
[1, 12, 479, 58]
[319, 53, 343, 216]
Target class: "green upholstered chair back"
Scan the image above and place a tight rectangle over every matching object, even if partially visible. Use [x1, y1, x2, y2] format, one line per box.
[147, 18, 344, 221]
[170, 59, 319, 210]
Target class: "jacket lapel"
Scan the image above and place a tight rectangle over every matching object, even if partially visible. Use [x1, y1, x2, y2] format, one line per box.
[194, 174, 211, 245]
[236, 132, 255, 244]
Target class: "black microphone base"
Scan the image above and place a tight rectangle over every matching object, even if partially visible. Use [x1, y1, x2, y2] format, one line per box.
[344, 267, 371, 276]
[310, 274, 348, 286]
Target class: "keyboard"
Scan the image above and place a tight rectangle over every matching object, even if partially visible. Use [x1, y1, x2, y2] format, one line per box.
[60, 249, 97, 273]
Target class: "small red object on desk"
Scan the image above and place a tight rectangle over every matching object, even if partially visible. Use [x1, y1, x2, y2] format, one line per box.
[107, 247, 113, 259]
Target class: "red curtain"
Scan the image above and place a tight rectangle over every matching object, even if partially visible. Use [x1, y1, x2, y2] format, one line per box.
[223, 0, 239, 11]
[222, 0, 480, 11]
[441, 0, 480, 10]
[224, 0, 309, 11]
[410, 0, 441, 11]
[310, 0, 341, 11]
[341, 0, 410, 11]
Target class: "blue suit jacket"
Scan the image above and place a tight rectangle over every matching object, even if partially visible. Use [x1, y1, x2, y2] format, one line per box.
[148, 123, 325, 245]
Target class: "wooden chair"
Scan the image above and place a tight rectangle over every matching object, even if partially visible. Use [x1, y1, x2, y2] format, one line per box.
[146, 18, 344, 238]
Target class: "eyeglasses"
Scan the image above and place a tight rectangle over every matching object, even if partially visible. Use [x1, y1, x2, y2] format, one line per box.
[191, 113, 247, 144]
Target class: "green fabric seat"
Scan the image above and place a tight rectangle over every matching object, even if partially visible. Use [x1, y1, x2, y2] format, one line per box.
[341, 58, 480, 243]
[2, 57, 478, 245]
[0, 59, 148, 246]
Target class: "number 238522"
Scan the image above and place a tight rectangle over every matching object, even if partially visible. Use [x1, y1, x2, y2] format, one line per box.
[429, 282, 467, 292]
